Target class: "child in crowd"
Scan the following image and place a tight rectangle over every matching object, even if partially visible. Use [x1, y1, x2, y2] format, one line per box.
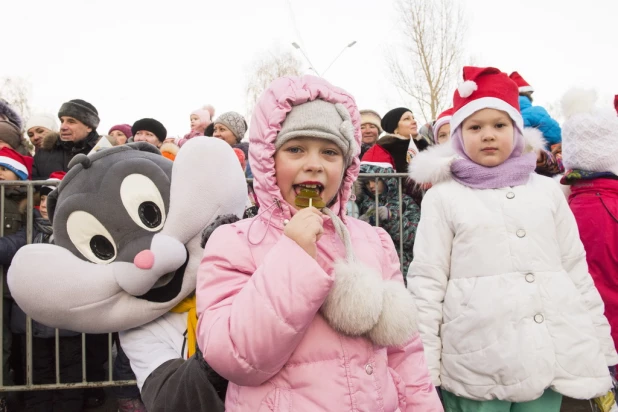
[560, 88, 618, 356]
[356, 153, 420, 279]
[408, 66, 617, 412]
[196, 75, 442, 411]
[432, 108, 453, 145]
[178, 108, 211, 147]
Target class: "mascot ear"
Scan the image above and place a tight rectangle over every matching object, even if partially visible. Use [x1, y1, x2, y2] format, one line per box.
[201, 214, 241, 248]
[46, 188, 59, 225]
[126, 142, 162, 155]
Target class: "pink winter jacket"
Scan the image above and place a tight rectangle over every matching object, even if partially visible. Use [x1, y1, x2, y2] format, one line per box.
[196, 76, 441, 412]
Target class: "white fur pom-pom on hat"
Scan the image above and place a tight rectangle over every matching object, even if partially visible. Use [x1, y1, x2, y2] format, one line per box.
[522, 127, 547, 154]
[458, 80, 478, 98]
[561, 87, 598, 119]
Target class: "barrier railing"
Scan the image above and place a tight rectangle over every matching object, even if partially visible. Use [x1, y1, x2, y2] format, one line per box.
[0, 173, 413, 392]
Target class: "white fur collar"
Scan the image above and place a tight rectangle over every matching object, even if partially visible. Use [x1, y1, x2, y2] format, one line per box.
[408, 128, 547, 185]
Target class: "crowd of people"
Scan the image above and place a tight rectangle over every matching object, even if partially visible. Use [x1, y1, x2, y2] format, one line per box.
[0, 66, 616, 412]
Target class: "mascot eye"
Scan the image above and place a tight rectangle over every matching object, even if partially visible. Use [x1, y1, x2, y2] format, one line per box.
[67, 211, 117, 264]
[120, 174, 167, 232]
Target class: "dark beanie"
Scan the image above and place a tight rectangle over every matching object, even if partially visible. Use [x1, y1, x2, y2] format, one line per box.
[58, 99, 100, 129]
[132, 118, 167, 142]
[381, 107, 412, 134]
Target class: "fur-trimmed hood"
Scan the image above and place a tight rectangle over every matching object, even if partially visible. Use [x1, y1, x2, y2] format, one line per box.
[40, 132, 60, 151]
[0, 99, 23, 130]
[409, 128, 546, 185]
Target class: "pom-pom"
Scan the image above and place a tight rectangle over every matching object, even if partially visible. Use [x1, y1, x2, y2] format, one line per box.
[458, 80, 478, 98]
[561, 87, 597, 119]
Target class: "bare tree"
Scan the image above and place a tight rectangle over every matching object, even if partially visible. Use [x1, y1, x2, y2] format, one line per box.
[0, 77, 32, 125]
[245, 49, 303, 119]
[387, 0, 466, 122]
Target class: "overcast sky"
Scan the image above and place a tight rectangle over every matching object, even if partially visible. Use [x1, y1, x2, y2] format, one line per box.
[2, 0, 617, 137]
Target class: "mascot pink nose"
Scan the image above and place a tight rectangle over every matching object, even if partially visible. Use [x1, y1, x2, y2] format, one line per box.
[134, 250, 155, 270]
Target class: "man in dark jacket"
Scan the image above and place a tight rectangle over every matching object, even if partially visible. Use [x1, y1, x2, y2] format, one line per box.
[32, 99, 100, 180]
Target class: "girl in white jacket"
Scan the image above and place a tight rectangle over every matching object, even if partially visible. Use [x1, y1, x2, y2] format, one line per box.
[407, 66, 618, 412]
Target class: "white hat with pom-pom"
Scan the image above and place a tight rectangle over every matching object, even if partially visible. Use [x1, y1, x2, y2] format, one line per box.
[450, 66, 523, 134]
[561, 88, 618, 176]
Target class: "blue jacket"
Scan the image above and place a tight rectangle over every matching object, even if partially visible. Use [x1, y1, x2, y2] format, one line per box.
[519, 95, 562, 146]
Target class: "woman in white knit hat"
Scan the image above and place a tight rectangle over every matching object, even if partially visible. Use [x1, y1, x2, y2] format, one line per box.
[26, 113, 58, 150]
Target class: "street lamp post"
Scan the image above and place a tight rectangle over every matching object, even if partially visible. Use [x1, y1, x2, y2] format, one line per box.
[291, 41, 357, 77]
[291, 42, 320, 76]
[321, 41, 357, 76]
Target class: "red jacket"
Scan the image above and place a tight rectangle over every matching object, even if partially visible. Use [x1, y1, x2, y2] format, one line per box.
[569, 178, 618, 351]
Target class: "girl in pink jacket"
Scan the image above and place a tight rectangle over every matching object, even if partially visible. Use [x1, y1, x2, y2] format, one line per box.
[196, 75, 442, 412]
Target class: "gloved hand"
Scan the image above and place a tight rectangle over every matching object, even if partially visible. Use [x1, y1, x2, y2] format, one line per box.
[377, 206, 390, 221]
[358, 206, 375, 223]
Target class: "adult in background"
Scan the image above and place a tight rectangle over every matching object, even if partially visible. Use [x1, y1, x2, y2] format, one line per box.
[132, 118, 167, 149]
[25, 113, 58, 151]
[32, 99, 100, 180]
[108, 124, 132, 145]
[359, 109, 382, 158]
[213, 112, 254, 178]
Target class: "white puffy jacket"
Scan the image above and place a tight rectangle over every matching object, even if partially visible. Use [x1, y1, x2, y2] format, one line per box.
[407, 143, 618, 402]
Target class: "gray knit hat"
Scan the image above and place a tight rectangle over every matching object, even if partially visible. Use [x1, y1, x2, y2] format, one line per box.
[58, 99, 100, 129]
[214, 112, 246, 143]
[276, 100, 356, 165]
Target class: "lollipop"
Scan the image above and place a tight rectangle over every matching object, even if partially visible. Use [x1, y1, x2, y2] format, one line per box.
[295, 185, 326, 209]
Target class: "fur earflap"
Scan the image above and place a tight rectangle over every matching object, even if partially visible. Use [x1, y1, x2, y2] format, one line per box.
[408, 142, 456, 185]
[561, 88, 597, 119]
[458, 80, 478, 98]
[366, 281, 417, 347]
[522, 127, 547, 154]
[321, 260, 384, 336]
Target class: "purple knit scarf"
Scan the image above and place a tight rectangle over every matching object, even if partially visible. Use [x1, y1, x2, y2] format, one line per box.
[450, 127, 537, 189]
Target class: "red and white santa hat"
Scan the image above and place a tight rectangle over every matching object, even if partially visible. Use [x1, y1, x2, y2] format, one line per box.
[614, 95, 618, 115]
[451, 66, 523, 133]
[509, 72, 534, 93]
[432, 107, 454, 141]
[0, 147, 33, 181]
[359, 145, 395, 170]
[40, 171, 66, 196]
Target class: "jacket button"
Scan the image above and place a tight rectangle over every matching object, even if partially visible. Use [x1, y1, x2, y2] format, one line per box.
[516, 229, 526, 238]
[506, 192, 515, 199]
[534, 314, 544, 323]
[365, 364, 373, 375]
[525, 273, 535, 283]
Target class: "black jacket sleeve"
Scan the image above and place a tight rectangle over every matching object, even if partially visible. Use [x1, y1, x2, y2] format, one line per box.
[141, 351, 227, 412]
[0, 228, 27, 265]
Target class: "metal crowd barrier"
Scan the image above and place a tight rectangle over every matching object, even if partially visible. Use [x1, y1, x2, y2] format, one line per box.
[0, 173, 412, 392]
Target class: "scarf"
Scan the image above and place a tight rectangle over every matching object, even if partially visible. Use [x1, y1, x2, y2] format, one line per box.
[450, 127, 537, 189]
[561, 169, 618, 185]
[33, 216, 53, 244]
[59, 130, 99, 154]
[170, 295, 197, 357]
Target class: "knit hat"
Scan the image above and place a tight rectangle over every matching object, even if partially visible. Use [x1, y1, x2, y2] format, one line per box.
[561, 88, 618, 176]
[58, 99, 100, 129]
[26, 113, 58, 134]
[0, 121, 22, 150]
[108, 124, 133, 139]
[432, 107, 454, 141]
[191, 109, 211, 124]
[360, 110, 382, 133]
[275, 99, 356, 166]
[131, 118, 167, 142]
[451, 66, 523, 133]
[40, 171, 66, 196]
[233, 147, 246, 171]
[214, 112, 246, 143]
[0, 99, 23, 131]
[381, 107, 411, 134]
[0, 147, 33, 180]
[509, 71, 534, 93]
